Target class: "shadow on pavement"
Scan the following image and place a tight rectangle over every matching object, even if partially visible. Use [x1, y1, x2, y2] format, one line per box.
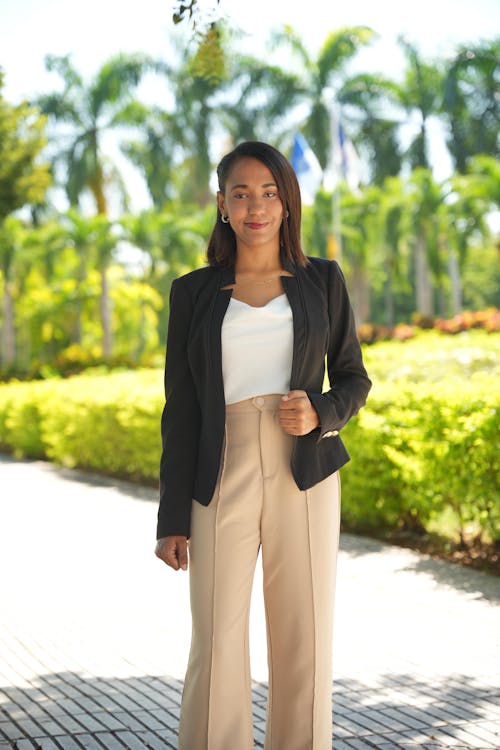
[340, 533, 500, 605]
[0, 671, 498, 749]
[402, 556, 500, 605]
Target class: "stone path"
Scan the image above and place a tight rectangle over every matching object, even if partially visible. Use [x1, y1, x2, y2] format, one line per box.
[0, 455, 499, 749]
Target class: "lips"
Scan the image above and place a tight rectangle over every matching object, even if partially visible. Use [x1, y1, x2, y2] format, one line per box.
[245, 222, 268, 230]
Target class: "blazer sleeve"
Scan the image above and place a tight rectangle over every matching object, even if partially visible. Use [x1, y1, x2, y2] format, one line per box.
[157, 277, 201, 539]
[306, 260, 372, 442]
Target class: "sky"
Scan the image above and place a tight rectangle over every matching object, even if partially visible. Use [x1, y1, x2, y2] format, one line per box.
[1, 0, 499, 210]
[2, 0, 498, 100]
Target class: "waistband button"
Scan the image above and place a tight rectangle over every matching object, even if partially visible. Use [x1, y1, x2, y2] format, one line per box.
[255, 396, 265, 407]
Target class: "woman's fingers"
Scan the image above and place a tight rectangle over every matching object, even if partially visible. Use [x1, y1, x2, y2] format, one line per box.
[278, 391, 319, 435]
[155, 536, 189, 571]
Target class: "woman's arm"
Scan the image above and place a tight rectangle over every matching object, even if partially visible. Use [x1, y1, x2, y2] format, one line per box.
[157, 277, 201, 539]
[306, 260, 372, 441]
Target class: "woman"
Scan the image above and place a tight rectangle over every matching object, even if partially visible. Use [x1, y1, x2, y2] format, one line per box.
[155, 141, 371, 749]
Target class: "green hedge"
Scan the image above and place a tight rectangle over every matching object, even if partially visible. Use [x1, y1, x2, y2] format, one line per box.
[0, 333, 499, 543]
[0, 369, 163, 484]
[341, 331, 500, 542]
[340, 374, 500, 542]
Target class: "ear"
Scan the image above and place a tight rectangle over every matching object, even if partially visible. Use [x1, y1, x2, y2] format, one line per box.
[216, 191, 226, 216]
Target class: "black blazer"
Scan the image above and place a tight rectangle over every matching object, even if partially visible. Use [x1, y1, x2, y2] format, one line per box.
[157, 255, 372, 539]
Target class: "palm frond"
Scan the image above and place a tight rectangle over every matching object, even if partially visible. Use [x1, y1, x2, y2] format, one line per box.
[317, 27, 376, 89]
[92, 53, 159, 111]
[44, 54, 84, 90]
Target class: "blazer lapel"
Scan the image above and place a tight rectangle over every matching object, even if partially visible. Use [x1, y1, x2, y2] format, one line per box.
[208, 280, 232, 401]
[281, 274, 307, 391]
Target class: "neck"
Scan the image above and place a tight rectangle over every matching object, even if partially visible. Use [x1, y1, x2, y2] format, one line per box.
[234, 244, 282, 274]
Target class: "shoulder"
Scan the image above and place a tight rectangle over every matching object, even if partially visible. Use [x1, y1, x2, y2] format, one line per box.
[302, 256, 345, 285]
[174, 264, 217, 286]
[172, 264, 219, 295]
[305, 256, 341, 274]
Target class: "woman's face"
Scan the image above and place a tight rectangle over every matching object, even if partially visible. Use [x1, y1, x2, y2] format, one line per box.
[217, 157, 285, 251]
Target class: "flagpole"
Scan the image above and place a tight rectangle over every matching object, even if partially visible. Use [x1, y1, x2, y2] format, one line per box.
[329, 101, 342, 262]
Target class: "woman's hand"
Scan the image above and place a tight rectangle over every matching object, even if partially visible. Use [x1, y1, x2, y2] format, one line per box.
[155, 535, 189, 571]
[278, 390, 320, 436]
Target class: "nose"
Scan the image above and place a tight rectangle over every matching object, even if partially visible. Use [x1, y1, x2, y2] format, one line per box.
[247, 195, 265, 214]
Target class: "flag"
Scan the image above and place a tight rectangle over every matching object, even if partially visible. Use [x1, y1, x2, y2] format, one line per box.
[336, 120, 362, 193]
[290, 133, 323, 205]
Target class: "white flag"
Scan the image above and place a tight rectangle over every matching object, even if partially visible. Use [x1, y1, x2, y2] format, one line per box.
[337, 120, 362, 193]
[291, 133, 323, 205]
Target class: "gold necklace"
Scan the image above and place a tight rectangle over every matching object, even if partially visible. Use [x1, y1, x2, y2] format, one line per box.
[234, 275, 280, 288]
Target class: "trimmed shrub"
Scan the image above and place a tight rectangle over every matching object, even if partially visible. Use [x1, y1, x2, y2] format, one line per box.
[341, 374, 500, 542]
[0, 370, 164, 484]
[0, 381, 46, 458]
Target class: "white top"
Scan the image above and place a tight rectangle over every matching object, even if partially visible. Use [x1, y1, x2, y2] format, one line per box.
[221, 293, 294, 404]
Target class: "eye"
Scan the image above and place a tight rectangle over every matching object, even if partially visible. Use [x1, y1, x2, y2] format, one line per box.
[264, 191, 277, 198]
[233, 192, 248, 199]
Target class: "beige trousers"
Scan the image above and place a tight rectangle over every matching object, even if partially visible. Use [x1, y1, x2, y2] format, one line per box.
[178, 394, 341, 750]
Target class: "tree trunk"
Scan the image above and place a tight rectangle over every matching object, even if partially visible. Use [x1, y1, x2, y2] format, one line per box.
[71, 253, 87, 345]
[94, 183, 107, 216]
[415, 234, 433, 315]
[351, 264, 370, 325]
[1, 281, 16, 367]
[100, 267, 112, 360]
[384, 262, 395, 328]
[448, 247, 462, 315]
[135, 302, 146, 362]
[437, 285, 447, 317]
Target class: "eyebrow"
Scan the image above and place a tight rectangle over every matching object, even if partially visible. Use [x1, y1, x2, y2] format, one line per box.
[229, 182, 278, 190]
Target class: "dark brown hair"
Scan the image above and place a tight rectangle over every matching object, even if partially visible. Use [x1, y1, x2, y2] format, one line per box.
[206, 141, 308, 268]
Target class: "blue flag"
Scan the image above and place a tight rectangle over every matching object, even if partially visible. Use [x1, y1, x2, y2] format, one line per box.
[291, 134, 323, 205]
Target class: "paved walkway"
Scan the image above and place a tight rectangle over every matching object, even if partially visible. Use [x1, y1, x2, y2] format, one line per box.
[0, 454, 499, 749]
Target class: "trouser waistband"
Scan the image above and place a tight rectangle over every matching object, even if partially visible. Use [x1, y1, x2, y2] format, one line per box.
[225, 393, 283, 413]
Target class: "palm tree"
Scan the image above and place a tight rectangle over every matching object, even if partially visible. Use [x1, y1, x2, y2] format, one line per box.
[337, 73, 403, 185]
[407, 168, 444, 316]
[37, 53, 158, 215]
[60, 210, 102, 345]
[121, 109, 185, 209]
[441, 156, 498, 315]
[219, 55, 305, 146]
[443, 39, 500, 173]
[162, 32, 228, 207]
[19, 219, 78, 366]
[371, 177, 412, 327]
[396, 37, 444, 171]
[339, 184, 381, 324]
[120, 205, 211, 338]
[270, 26, 376, 170]
[58, 211, 118, 359]
[92, 216, 119, 358]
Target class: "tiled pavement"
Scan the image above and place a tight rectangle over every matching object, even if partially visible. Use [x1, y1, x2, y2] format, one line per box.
[1, 455, 499, 749]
